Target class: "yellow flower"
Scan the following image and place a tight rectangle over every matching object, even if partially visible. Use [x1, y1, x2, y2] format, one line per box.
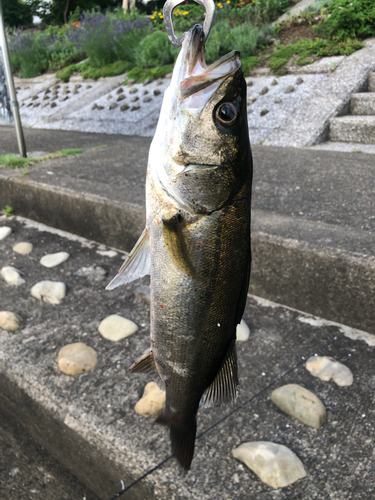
[183, 10, 189, 14]
[218, 2, 223, 6]
[227, 0, 230, 3]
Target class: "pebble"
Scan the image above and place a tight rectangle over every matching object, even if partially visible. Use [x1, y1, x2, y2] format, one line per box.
[131, 103, 140, 111]
[260, 109, 269, 116]
[53, 84, 60, 90]
[117, 94, 126, 102]
[32, 95, 38, 101]
[274, 97, 281, 103]
[97, 106, 104, 111]
[75, 265, 107, 281]
[271, 383, 326, 429]
[271, 79, 278, 85]
[86, 84, 92, 89]
[247, 80, 253, 86]
[143, 89, 149, 95]
[1, 266, 25, 286]
[91, 103, 97, 110]
[143, 96, 152, 103]
[0, 311, 24, 331]
[74, 84, 81, 91]
[120, 103, 129, 112]
[106, 94, 112, 100]
[143, 78, 151, 86]
[127, 79, 135, 86]
[129, 87, 138, 94]
[59, 96, 68, 102]
[31, 280, 66, 304]
[13, 242, 33, 254]
[153, 89, 161, 96]
[156, 78, 163, 86]
[50, 102, 57, 108]
[247, 95, 256, 104]
[236, 319, 250, 341]
[117, 88, 124, 94]
[40, 251, 69, 268]
[42, 102, 49, 108]
[134, 382, 166, 418]
[134, 285, 150, 305]
[58, 342, 97, 376]
[33, 103, 40, 107]
[305, 356, 353, 386]
[0, 227, 12, 240]
[130, 96, 139, 102]
[285, 85, 295, 94]
[43, 95, 49, 101]
[109, 102, 118, 110]
[98, 314, 138, 341]
[296, 77, 304, 85]
[232, 441, 307, 489]
[259, 86, 269, 95]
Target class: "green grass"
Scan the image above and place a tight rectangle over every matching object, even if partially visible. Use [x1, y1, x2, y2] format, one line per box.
[0, 149, 83, 169]
[268, 38, 364, 73]
[2, 205, 14, 216]
[125, 64, 174, 83]
[241, 56, 261, 75]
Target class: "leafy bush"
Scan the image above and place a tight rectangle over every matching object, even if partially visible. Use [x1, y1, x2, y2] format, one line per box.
[314, 0, 375, 40]
[9, 31, 50, 77]
[205, 20, 273, 63]
[56, 60, 133, 82]
[126, 64, 174, 82]
[2, 0, 32, 27]
[136, 31, 179, 68]
[66, 9, 151, 67]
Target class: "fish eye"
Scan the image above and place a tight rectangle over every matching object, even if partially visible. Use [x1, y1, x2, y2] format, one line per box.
[215, 102, 238, 127]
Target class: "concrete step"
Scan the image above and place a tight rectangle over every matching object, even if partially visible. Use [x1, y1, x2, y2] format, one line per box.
[329, 115, 375, 143]
[350, 93, 375, 115]
[369, 72, 375, 92]
[0, 127, 374, 334]
[1, 216, 375, 500]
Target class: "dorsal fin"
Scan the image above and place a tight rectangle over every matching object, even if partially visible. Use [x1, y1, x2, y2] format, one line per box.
[106, 228, 150, 290]
[200, 341, 239, 408]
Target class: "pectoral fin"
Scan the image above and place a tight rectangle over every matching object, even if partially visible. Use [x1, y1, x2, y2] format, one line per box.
[200, 341, 239, 408]
[106, 228, 150, 290]
[162, 214, 196, 278]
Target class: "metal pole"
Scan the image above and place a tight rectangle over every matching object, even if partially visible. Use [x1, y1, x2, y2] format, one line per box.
[0, 0, 27, 157]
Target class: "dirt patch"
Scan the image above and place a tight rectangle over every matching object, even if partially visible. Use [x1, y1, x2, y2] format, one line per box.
[277, 21, 317, 45]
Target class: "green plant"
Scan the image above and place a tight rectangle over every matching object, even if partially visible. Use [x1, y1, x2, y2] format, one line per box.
[136, 31, 179, 68]
[2, 205, 14, 216]
[126, 64, 174, 83]
[241, 56, 261, 74]
[0, 149, 83, 169]
[2, 0, 32, 27]
[314, 0, 375, 40]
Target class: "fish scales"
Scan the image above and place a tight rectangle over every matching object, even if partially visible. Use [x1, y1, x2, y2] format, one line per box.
[107, 24, 252, 470]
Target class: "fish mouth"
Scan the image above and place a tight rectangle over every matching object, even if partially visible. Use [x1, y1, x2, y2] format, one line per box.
[178, 25, 241, 100]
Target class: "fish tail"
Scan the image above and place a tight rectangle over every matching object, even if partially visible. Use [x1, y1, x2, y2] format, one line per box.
[156, 410, 197, 470]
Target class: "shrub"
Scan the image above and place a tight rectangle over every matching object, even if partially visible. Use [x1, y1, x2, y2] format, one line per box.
[313, 0, 375, 40]
[2, 0, 32, 27]
[9, 30, 50, 78]
[66, 9, 150, 67]
[136, 31, 179, 68]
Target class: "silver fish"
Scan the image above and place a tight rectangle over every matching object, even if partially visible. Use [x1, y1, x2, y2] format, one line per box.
[108, 24, 252, 470]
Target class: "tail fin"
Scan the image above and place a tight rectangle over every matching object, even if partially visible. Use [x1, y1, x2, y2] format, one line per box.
[156, 410, 197, 470]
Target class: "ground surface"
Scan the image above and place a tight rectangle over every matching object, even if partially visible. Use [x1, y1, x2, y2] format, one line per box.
[0, 217, 374, 500]
[0, 408, 100, 500]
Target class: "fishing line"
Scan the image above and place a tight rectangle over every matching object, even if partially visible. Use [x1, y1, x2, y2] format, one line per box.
[109, 338, 336, 499]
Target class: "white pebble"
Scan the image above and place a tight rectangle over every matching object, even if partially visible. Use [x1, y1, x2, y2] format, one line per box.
[13, 242, 33, 254]
[232, 441, 306, 489]
[98, 314, 138, 341]
[58, 342, 97, 375]
[236, 319, 250, 341]
[305, 356, 353, 386]
[0, 311, 24, 331]
[1, 266, 25, 286]
[271, 384, 326, 429]
[134, 382, 166, 418]
[40, 251, 70, 268]
[31, 280, 66, 304]
[0, 227, 12, 240]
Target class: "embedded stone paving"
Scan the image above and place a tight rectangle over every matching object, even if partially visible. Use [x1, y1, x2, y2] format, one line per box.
[1, 216, 375, 499]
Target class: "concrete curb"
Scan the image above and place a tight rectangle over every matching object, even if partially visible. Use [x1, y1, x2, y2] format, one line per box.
[1, 172, 373, 333]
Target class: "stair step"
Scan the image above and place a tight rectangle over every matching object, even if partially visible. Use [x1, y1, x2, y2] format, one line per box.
[329, 115, 375, 143]
[350, 93, 375, 115]
[369, 72, 375, 92]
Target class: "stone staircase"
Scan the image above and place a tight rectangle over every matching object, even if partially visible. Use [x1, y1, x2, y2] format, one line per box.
[329, 71, 375, 145]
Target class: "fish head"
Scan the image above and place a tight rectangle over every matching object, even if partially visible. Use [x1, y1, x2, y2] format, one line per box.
[149, 25, 252, 214]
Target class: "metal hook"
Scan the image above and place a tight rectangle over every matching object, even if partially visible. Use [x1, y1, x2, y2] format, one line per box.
[163, 0, 215, 47]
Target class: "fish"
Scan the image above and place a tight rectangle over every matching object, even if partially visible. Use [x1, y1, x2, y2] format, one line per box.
[107, 23, 253, 470]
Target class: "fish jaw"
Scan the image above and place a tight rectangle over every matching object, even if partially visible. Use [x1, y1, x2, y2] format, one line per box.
[148, 25, 244, 215]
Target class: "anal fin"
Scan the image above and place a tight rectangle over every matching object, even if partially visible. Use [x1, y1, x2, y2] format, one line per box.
[200, 341, 239, 408]
[127, 348, 165, 390]
[106, 228, 150, 290]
